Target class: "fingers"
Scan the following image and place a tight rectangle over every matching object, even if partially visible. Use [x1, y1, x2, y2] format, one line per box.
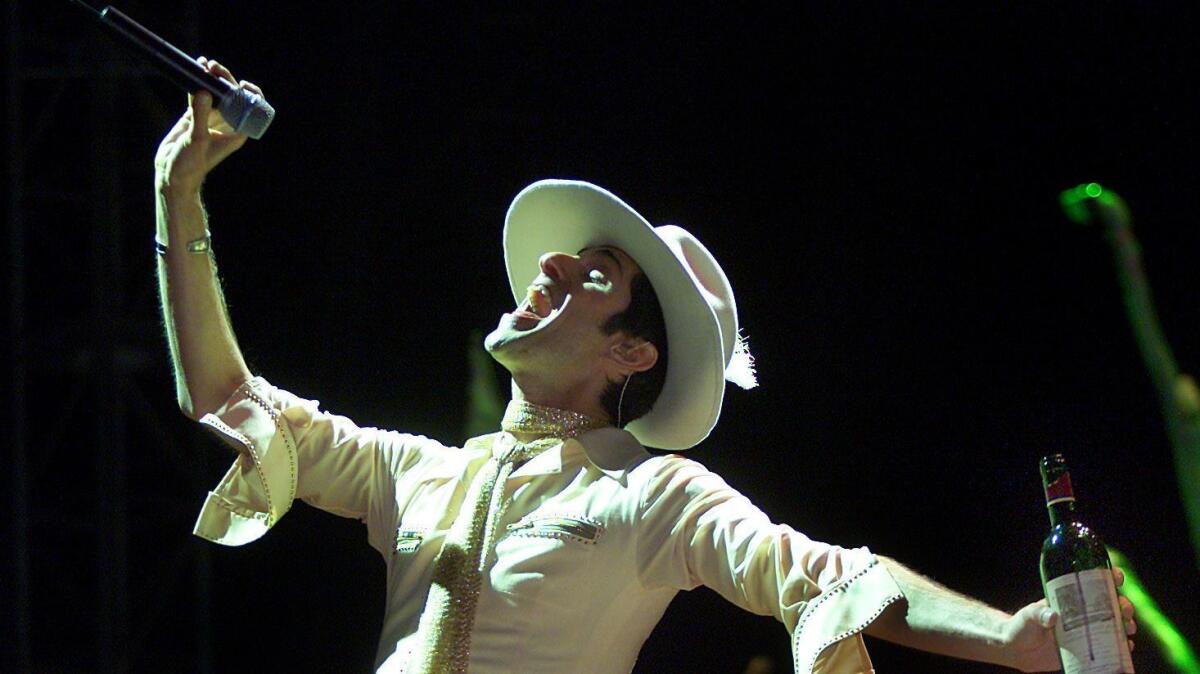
[1113, 568, 1135, 638]
[1119, 595, 1136, 636]
[198, 55, 263, 95]
[202, 57, 238, 87]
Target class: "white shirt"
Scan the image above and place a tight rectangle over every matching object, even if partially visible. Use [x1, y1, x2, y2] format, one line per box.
[194, 377, 904, 674]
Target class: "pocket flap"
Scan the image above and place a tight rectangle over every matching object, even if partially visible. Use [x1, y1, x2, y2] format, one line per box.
[507, 514, 604, 544]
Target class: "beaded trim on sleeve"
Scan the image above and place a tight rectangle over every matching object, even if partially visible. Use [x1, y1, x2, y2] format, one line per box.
[241, 385, 299, 507]
[199, 380, 301, 526]
[792, 560, 904, 674]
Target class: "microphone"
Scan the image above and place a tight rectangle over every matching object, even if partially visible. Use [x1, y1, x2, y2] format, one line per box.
[71, 1, 275, 139]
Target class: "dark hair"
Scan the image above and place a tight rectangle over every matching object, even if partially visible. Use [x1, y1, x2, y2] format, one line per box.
[599, 272, 669, 427]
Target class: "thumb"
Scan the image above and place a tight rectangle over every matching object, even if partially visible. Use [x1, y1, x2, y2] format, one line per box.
[189, 91, 213, 142]
[1037, 605, 1057, 628]
[1019, 599, 1057, 628]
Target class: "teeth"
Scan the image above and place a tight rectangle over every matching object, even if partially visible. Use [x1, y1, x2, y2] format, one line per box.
[525, 285, 551, 318]
[523, 286, 539, 315]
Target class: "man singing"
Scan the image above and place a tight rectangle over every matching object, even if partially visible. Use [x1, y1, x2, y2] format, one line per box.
[155, 59, 1135, 673]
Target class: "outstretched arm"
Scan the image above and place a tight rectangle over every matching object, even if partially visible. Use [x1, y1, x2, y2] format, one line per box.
[155, 57, 256, 419]
[865, 556, 1136, 672]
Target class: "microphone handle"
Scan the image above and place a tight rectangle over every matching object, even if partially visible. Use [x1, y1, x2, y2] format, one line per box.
[99, 8, 235, 101]
[91, 5, 274, 138]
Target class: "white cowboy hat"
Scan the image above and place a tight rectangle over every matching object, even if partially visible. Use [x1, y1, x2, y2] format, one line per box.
[503, 179, 756, 450]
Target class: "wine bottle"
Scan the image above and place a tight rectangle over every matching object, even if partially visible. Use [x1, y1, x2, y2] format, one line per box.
[1039, 454, 1134, 673]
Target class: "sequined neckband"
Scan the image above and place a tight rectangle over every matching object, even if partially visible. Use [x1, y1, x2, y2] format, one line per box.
[500, 400, 609, 440]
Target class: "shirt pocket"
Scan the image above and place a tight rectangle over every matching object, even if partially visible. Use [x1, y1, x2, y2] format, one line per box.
[390, 474, 458, 557]
[505, 513, 605, 545]
[393, 526, 428, 554]
[389, 516, 447, 594]
[490, 514, 606, 606]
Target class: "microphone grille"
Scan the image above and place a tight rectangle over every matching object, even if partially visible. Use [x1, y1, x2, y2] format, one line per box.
[218, 89, 275, 140]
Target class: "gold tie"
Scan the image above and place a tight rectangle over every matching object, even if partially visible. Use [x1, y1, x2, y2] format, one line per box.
[411, 400, 607, 673]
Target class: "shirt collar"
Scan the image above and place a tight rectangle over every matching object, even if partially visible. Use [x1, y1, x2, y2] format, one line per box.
[470, 426, 649, 485]
[564, 426, 651, 485]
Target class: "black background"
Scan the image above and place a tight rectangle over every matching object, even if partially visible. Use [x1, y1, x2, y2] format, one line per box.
[6, 2, 1199, 672]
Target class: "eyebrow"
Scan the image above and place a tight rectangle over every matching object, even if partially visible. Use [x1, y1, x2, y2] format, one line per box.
[581, 246, 626, 278]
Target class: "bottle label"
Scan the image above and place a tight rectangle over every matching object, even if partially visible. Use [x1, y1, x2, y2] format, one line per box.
[1044, 568, 1134, 673]
[1045, 472, 1076, 505]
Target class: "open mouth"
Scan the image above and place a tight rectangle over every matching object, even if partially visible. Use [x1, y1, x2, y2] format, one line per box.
[511, 284, 568, 332]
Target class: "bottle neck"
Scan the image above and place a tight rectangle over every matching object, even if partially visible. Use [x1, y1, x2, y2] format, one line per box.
[1042, 468, 1078, 528]
[1047, 497, 1078, 528]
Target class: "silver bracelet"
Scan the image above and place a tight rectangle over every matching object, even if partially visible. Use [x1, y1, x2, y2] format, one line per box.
[155, 232, 211, 255]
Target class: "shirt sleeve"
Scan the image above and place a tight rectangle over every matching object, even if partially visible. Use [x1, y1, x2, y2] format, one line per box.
[635, 455, 904, 674]
[192, 376, 421, 549]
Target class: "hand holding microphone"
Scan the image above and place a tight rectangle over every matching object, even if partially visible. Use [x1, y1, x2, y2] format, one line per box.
[154, 58, 261, 196]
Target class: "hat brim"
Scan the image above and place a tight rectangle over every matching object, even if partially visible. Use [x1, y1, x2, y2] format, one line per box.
[503, 180, 725, 449]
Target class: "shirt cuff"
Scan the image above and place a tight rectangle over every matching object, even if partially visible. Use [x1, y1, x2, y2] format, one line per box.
[792, 555, 904, 674]
[192, 377, 308, 546]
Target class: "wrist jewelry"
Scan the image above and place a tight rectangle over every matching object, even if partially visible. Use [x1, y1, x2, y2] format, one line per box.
[155, 231, 211, 255]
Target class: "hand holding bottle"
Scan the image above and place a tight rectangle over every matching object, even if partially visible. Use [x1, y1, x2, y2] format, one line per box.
[1036, 454, 1136, 673]
[1002, 567, 1135, 672]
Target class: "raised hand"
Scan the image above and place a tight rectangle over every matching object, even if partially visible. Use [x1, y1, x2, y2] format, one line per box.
[154, 57, 263, 195]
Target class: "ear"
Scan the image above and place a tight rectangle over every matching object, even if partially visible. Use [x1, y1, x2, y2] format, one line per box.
[607, 338, 658, 375]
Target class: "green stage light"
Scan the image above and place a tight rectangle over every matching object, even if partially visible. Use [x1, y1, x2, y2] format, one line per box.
[1108, 547, 1200, 673]
[1060, 183, 1099, 225]
[1059, 182, 1130, 228]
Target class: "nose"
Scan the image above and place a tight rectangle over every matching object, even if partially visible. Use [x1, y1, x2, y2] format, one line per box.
[538, 251, 579, 283]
